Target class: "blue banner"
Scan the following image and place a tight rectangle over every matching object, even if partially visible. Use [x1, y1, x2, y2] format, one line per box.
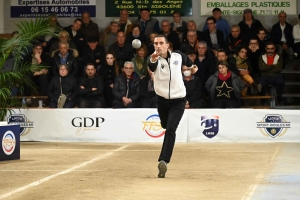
[0, 124, 20, 161]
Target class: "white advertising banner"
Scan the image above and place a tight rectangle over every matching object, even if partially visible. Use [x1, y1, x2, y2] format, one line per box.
[7, 109, 187, 143]
[200, 0, 298, 16]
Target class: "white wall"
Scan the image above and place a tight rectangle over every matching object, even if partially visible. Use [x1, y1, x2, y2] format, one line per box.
[2, 1, 300, 33]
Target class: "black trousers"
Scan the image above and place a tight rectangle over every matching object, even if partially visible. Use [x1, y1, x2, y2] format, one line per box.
[258, 76, 285, 103]
[157, 96, 186, 163]
[211, 99, 239, 108]
[79, 99, 102, 108]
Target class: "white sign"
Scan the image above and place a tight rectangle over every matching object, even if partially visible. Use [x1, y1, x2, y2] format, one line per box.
[200, 0, 298, 16]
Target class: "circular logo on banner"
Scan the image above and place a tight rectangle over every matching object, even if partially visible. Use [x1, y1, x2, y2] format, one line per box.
[2, 131, 16, 155]
[143, 114, 165, 138]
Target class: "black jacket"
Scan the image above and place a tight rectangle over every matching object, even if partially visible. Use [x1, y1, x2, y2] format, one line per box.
[108, 42, 134, 69]
[225, 34, 247, 55]
[78, 74, 105, 104]
[271, 22, 294, 47]
[139, 75, 156, 99]
[160, 30, 181, 50]
[238, 19, 263, 42]
[112, 72, 140, 102]
[182, 30, 203, 42]
[184, 75, 202, 104]
[125, 32, 147, 46]
[47, 74, 77, 102]
[82, 45, 106, 73]
[202, 30, 225, 50]
[53, 50, 79, 77]
[194, 51, 216, 83]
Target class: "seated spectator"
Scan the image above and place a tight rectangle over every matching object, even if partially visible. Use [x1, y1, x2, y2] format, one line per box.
[63, 18, 85, 56]
[125, 24, 147, 46]
[134, 8, 160, 43]
[108, 31, 134, 70]
[238, 9, 263, 43]
[182, 65, 202, 108]
[170, 11, 188, 42]
[257, 27, 270, 50]
[271, 11, 294, 59]
[49, 30, 77, 56]
[182, 20, 203, 42]
[52, 42, 79, 77]
[80, 11, 99, 40]
[82, 36, 106, 74]
[202, 8, 230, 40]
[248, 37, 263, 78]
[258, 42, 284, 105]
[147, 32, 158, 56]
[228, 46, 261, 96]
[131, 43, 148, 78]
[139, 68, 157, 108]
[293, 14, 300, 58]
[112, 61, 140, 108]
[203, 16, 225, 57]
[104, 9, 133, 36]
[48, 64, 77, 108]
[99, 52, 121, 108]
[205, 60, 245, 108]
[225, 25, 246, 55]
[216, 49, 239, 77]
[180, 30, 198, 54]
[78, 63, 105, 108]
[160, 20, 181, 50]
[100, 21, 120, 52]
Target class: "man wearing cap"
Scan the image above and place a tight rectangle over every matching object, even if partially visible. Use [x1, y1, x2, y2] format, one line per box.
[80, 11, 99, 40]
[100, 21, 120, 52]
[104, 9, 133, 36]
[238, 8, 263, 43]
[134, 8, 160, 42]
[292, 14, 300, 58]
[270, 11, 294, 59]
[82, 36, 106, 74]
[202, 8, 230, 40]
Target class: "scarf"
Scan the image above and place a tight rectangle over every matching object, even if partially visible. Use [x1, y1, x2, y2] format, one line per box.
[218, 70, 232, 81]
[233, 54, 247, 64]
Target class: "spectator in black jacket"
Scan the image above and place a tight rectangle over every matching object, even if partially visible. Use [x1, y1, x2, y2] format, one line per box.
[82, 36, 106, 75]
[225, 25, 246, 56]
[112, 61, 140, 108]
[78, 63, 105, 108]
[160, 20, 181, 50]
[182, 20, 203, 42]
[147, 32, 158, 56]
[108, 31, 134, 70]
[52, 41, 79, 78]
[270, 11, 294, 58]
[125, 24, 147, 46]
[180, 30, 198, 54]
[139, 68, 157, 108]
[48, 64, 77, 108]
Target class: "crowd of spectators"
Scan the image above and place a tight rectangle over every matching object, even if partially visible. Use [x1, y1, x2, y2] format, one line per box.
[12, 7, 300, 108]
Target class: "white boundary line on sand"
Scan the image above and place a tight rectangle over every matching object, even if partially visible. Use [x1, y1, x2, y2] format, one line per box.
[242, 144, 281, 200]
[0, 145, 128, 199]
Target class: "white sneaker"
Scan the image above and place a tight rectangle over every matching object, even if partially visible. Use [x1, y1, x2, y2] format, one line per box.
[158, 160, 167, 178]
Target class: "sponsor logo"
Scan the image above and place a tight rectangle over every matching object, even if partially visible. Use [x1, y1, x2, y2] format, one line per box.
[2, 131, 16, 155]
[7, 114, 33, 136]
[71, 117, 105, 136]
[201, 116, 219, 139]
[257, 114, 291, 138]
[142, 114, 165, 138]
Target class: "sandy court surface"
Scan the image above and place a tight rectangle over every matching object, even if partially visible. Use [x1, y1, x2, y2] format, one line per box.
[0, 142, 299, 200]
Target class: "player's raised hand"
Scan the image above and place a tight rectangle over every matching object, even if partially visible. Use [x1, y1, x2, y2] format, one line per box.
[150, 50, 160, 62]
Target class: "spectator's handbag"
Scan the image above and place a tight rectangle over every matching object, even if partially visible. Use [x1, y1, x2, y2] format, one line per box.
[57, 77, 67, 108]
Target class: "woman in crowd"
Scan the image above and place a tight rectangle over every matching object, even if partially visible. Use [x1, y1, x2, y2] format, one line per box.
[99, 52, 121, 108]
[131, 43, 148, 78]
[228, 46, 261, 96]
[205, 60, 245, 108]
[125, 24, 147, 46]
[47, 64, 77, 108]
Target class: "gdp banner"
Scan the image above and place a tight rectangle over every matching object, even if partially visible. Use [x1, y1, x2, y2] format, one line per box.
[10, 0, 96, 18]
[200, 0, 297, 16]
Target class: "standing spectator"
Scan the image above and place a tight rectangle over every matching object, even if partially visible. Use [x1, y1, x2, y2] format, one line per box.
[182, 65, 203, 108]
[203, 17, 225, 56]
[99, 52, 121, 108]
[139, 68, 157, 108]
[100, 21, 120, 52]
[52, 42, 79, 77]
[112, 61, 140, 108]
[206, 60, 245, 108]
[258, 42, 284, 105]
[48, 64, 77, 108]
[80, 11, 99, 40]
[108, 31, 134, 70]
[125, 24, 147, 46]
[293, 14, 300, 58]
[104, 9, 133, 36]
[202, 8, 230, 40]
[78, 64, 105, 108]
[238, 8, 263, 43]
[270, 11, 294, 58]
[134, 8, 160, 42]
[63, 18, 85, 56]
[170, 11, 187, 42]
[182, 20, 203, 42]
[82, 36, 106, 74]
[131, 43, 148, 78]
[160, 20, 181, 50]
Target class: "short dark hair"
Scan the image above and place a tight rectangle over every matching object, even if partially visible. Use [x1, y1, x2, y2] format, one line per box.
[217, 49, 227, 56]
[172, 10, 181, 17]
[217, 60, 229, 68]
[265, 41, 276, 47]
[257, 27, 267, 34]
[154, 34, 169, 43]
[236, 46, 248, 55]
[206, 16, 216, 24]
[85, 63, 95, 70]
[74, 18, 82, 24]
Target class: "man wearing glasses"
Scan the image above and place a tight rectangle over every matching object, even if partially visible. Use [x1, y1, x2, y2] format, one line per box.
[258, 41, 284, 106]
